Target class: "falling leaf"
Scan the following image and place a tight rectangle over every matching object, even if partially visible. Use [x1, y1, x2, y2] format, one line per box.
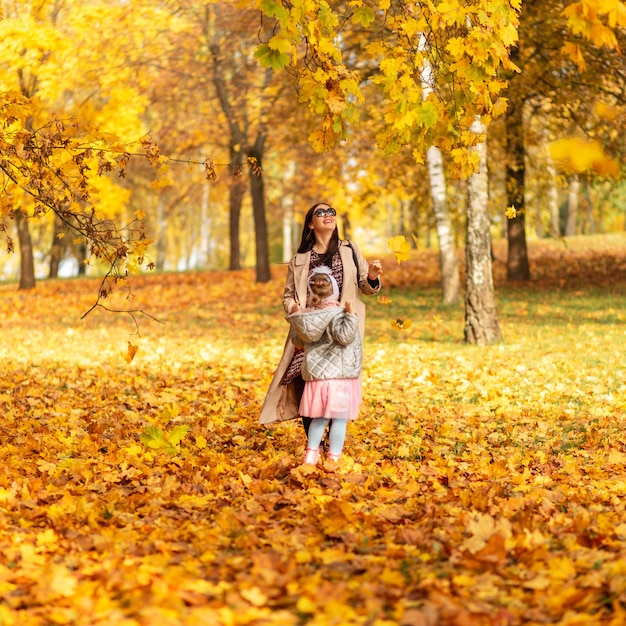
[505, 206, 518, 219]
[124, 342, 138, 363]
[387, 235, 411, 263]
[391, 318, 412, 330]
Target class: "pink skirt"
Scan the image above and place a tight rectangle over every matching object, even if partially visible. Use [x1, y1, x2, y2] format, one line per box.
[299, 379, 362, 420]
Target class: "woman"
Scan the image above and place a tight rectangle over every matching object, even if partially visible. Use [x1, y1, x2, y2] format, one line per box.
[259, 201, 383, 432]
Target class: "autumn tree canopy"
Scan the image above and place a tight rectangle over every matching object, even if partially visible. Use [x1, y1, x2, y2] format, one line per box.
[0, 0, 624, 297]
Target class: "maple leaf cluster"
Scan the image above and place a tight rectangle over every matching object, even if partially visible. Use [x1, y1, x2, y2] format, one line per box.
[0, 235, 625, 624]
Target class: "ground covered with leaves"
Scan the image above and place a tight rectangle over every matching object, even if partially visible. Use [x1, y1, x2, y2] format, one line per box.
[1, 234, 626, 626]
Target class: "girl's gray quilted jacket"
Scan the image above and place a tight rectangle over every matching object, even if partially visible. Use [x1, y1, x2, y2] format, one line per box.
[286, 307, 362, 381]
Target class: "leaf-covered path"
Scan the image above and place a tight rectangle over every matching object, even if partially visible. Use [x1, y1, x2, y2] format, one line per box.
[1, 235, 626, 625]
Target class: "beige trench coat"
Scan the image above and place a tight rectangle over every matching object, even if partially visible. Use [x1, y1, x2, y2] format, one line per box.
[259, 240, 380, 425]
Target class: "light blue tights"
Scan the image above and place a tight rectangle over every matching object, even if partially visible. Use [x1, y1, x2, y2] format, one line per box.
[307, 418, 348, 456]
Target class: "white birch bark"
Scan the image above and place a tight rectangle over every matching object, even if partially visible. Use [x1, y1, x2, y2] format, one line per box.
[545, 146, 560, 238]
[155, 197, 167, 271]
[565, 175, 580, 236]
[198, 183, 211, 268]
[282, 201, 294, 263]
[464, 118, 501, 344]
[419, 34, 460, 305]
[282, 161, 296, 262]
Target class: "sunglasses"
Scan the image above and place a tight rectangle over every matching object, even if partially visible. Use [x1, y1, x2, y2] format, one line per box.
[313, 207, 337, 217]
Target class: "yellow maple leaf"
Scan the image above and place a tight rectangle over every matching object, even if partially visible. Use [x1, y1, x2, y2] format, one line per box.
[561, 41, 587, 71]
[397, 444, 411, 457]
[387, 235, 411, 263]
[548, 555, 577, 581]
[461, 513, 497, 553]
[505, 206, 518, 219]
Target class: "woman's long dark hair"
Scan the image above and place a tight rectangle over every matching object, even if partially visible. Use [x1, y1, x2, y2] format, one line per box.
[297, 202, 340, 266]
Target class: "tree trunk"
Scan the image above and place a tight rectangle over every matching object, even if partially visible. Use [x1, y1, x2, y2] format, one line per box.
[419, 33, 461, 305]
[535, 177, 544, 238]
[15, 209, 36, 290]
[209, 18, 247, 273]
[228, 148, 245, 271]
[342, 212, 352, 242]
[585, 178, 595, 234]
[199, 183, 211, 268]
[282, 162, 296, 263]
[545, 147, 560, 238]
[283, 203, 294, 263]
[156, 197, 167, 271]
[505, 96, 530, 280]
[76, 241, 87, 275]
[248, 136, 270, 283]
[49, 216, 65, 279]
[409, 199, 419, 246]
[464, 120, 501, 345]
[565, 175, 579, 236]
[427, 145, 461, 305]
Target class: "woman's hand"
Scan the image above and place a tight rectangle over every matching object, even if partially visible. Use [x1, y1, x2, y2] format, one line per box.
[344, 300, 353, 314]
[368, 259, 383, 281]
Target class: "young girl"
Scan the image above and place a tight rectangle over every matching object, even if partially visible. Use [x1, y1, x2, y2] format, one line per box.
[286, 267, 362, 464]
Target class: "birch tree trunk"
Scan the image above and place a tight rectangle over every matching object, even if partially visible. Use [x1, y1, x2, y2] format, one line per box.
[199, 183, 211, 268]
[585, 179, 595, 235]
[427, 145, 461, 304]
[545, 148, 560, 238]
[282, 208, 293, 263]
[155, 198, 167, 272]
[419, 34, 460, 305]
[282, 162, 296, 262]
[464, 119, 501, 345]
[565, 175, 580, 236]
